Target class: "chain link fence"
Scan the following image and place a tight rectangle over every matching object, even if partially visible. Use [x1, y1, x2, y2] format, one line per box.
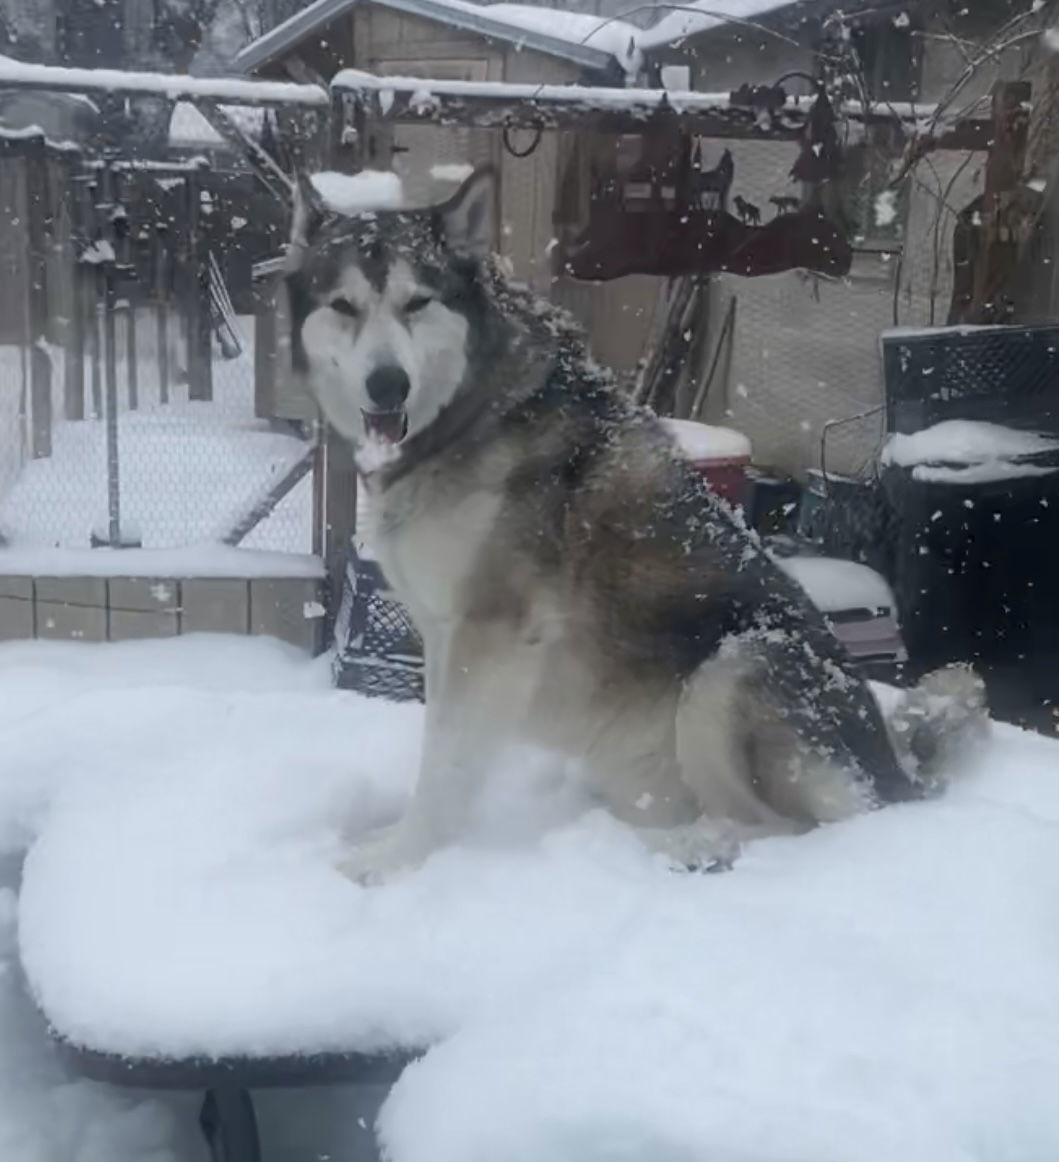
[690, 137, 985, 483]
[0, 157, 312, 559]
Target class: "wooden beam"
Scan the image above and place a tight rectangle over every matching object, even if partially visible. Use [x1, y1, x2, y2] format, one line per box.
[330, 73, 992, 149]
[193, 98, 293, 205]
[0, 59, 326, 107]
[970, 81, 1032, 323]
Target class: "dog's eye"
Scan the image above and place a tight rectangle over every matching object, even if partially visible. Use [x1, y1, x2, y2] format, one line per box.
[404, 294, 433, 315]
[330, 297, 359, 318]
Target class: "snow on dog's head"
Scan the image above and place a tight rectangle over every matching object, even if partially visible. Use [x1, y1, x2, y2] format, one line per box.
[285, 168, 498, 470]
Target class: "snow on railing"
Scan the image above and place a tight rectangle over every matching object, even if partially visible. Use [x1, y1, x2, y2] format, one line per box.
[330, 69, 990, 141]
[0, 58, 327, 107]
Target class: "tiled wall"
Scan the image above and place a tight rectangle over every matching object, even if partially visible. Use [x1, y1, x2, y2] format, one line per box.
[0, 576, 325, 653]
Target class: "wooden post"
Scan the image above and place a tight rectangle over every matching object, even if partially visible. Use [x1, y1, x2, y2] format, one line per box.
[185, 169, 213, 401]
[62, 169, 86, 422]
[952, 81, 1032, 325]
[65, 261, 87, 421]
[99, 161, 122, 546]
[116, 173, 138, 411]
[155, 223, 170, 405]
[89, 259, 103, 420]
[25, 141, 52, 459]
[322, 423, 357, 633]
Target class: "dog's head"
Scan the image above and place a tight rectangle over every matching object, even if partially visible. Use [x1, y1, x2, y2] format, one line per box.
[284, 167, 498, 454]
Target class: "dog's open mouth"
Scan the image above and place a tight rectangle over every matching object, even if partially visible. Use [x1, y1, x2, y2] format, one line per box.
[362, 409, 408, 444]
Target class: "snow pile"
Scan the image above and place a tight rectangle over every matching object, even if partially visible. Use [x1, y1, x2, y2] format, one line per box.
[881, 420, 1059, 484]
[311, 170, 405, 214]
[779, 555, 896, 613]
[662, 417, 752, 461]
[3, 635, 1059, 1160]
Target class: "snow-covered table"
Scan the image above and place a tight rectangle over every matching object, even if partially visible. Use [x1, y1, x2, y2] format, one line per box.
[13, 638, 430, 1162]
[9, 636, 1059, 1162]
[50, 1040, 410, 1161]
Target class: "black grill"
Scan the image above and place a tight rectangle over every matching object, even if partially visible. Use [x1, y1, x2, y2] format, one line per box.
[882, 324, 1059, 434]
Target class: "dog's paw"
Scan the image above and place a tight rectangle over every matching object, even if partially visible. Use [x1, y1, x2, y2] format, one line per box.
[634, 819, 743, 873]
[335, 823, 434, 885]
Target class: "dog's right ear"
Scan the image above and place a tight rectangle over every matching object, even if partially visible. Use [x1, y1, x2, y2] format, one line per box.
[286, 171, 327, 267]
[436, 166, 497, 260]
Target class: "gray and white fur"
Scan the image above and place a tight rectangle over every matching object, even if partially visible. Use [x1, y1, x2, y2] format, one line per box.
[286, 167, 988, 881]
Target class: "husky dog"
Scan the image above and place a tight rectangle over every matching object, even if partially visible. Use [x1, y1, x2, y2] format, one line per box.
[286, 167, 986, 881]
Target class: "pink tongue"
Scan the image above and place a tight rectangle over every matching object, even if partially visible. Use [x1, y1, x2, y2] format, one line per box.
[364, 411, 407, 443]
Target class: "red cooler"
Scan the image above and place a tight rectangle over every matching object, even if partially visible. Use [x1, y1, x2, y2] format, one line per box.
[661, 418, 753, 507]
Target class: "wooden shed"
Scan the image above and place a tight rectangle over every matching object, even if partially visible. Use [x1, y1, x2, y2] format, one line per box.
[236, 0, 671, 421]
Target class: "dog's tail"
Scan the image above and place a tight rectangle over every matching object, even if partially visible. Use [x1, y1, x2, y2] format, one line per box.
[886, 664, 990, 793]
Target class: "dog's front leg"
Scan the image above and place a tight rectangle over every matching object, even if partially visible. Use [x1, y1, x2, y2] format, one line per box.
[338, 622, 543, 883]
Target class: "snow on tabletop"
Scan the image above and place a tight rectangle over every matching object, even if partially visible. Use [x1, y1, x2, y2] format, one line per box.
[311, 170, 405, 214]
[779, 555, 896, 614]
[6, 635, 1059, 1161]
[0, 544, 322, 579]
[0, 57, 326, 105]
[662, 417, 752, 462]
[881, 420, 1059, 484]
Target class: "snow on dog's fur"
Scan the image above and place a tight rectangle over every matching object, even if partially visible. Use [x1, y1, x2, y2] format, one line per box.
[286, 167, 988, 882]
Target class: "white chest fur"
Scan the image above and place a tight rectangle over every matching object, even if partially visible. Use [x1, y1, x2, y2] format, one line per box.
[361, 474, 504, 625]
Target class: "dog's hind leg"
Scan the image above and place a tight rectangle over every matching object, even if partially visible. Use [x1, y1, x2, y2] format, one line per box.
[675, 657, 872, 841]
[579, 693, 699, 830]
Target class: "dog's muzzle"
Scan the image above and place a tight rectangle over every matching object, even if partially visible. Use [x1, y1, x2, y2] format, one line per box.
[363, 366, 411, 444]
[362, 409, 409, 443]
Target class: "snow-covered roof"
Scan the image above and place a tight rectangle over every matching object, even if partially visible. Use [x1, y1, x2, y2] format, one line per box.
[234, 0, 622, 78]
[168, 101, 266, 147]
[637, 0, 795, 52]
[480, 5, 642, 74]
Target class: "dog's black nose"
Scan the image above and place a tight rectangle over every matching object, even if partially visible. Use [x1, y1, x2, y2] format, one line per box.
[365, 366, 411, 411]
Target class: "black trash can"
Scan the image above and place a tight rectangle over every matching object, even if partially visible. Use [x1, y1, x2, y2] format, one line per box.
[883, 448, 1059, 730]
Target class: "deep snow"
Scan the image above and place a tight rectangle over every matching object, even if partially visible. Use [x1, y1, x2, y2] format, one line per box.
[1, 635, 1058, 1161]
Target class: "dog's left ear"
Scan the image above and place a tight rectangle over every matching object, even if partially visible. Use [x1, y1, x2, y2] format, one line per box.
[437, 166, 497, 260]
